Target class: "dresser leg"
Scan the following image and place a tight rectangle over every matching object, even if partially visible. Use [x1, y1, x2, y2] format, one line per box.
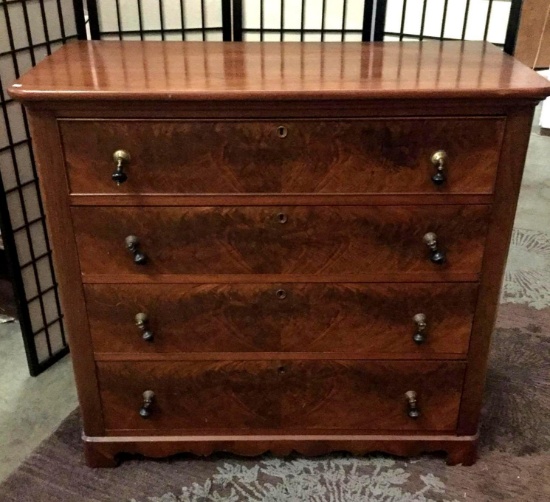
[445, 440, 478, 466]
[83, 441, 119, 468]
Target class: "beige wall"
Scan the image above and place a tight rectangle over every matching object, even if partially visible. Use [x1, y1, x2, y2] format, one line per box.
[515, 0, 550, 68]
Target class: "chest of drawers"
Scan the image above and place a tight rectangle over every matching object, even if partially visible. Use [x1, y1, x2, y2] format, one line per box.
[10, 41, 550, 467]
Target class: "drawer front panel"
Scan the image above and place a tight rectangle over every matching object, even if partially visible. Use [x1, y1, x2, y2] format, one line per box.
[98, 360, 465, 432]
[86, 283, 478, 355]
[61, 118, 504, 195]
[73, 205, 490, 276]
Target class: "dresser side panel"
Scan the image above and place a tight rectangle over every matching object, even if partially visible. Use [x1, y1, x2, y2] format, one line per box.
[457, 105, 536, 435]
[26, 110, 104, 435]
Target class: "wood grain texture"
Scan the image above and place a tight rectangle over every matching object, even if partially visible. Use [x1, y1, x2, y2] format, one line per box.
[458, 106, 537, 435]
[82, 433, 478, 467]
[81, 273, 482, 284]
[25, 112, 104, 435]
[8, 41, 550, 101]
[60, 118, 504, 195]
[69, 193, 495, 207]
[82, 434, 478, 467]
[85, 282, 478, 355]
[37, 98, 532, 119]
[11, 40, 550, 467]
[514, 0, 550, 68]
[97, 360, 465, 433]
[72, 205, 490, 276]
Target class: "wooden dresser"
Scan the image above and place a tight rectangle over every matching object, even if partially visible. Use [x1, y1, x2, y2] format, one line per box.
[9, 41, 550, 467]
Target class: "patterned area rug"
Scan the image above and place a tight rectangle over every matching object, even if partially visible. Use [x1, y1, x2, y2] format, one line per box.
[0, 227, 549, 502]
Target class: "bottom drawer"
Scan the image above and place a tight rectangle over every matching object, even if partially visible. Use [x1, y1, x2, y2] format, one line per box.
[97, 360, 465, 434]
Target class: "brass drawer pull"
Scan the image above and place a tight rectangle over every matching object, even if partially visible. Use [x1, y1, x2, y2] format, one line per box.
[405, 390, 420, 419]
[139, 390, 155, 418]
[431, 150, 447, 185]
[423, 232, 446, 265]
[125, 235, 148, 265]
[135, 313, 154, 342]
[412, 313, 427, 344]
[112, 149, 130, 185]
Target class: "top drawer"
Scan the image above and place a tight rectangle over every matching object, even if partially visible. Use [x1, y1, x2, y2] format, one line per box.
[60, 118, 504, 195]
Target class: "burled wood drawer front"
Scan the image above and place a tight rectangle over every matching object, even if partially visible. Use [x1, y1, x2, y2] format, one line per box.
[60, 118, 504, 195]
[72, 205, 490, 277]
[98, 360, 465, 433]
[86, 283, 477, 355]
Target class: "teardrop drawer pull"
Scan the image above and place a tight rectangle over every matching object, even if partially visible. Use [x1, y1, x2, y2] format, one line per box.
[405, 390, 420, 419]
[125, 235, 148, 265]
[112, 149, 130, 185]
[135, 313, 154, 342]
[423, 232, 446, 265]
[431, 150, 447, 185]
[412, 313, 427, 344]
[139, 390, 155, 418]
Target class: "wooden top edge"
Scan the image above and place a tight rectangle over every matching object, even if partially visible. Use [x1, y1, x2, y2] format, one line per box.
[8, 41, 550, 102]
[9, 88, 550, 102]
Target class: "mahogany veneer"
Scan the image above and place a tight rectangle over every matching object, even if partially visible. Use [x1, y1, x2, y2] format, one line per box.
[60, 118, 504, 195]
[72, 205, 490, 276]
[85, 283, 477, 356]
[9, 41, 550, 467]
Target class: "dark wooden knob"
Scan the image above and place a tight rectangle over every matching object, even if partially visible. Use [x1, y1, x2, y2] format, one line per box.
[135, 313, 153, 342]
[112, 149, 130, 185]
[413, 313, 427, 344]
[405, 390, 420, 419]
[139, 390, 155, 418]
[431, 150, 447, 185]
[125, 235, 147, 265]
[423, 232, 446, 265]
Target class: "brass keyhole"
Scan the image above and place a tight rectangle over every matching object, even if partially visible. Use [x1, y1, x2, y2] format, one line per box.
[276, 289, 287, 300]
[277, 126, 288, 138]
[277, 213, 288, 224]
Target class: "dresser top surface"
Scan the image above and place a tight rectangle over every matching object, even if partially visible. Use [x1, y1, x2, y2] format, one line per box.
[9, 41, 550, 102]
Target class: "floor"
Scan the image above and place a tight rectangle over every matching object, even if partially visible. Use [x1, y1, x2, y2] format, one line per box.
[515, 106, 550, 233]
[0, 322, 77, 482]
[0, 107, 548, 484]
